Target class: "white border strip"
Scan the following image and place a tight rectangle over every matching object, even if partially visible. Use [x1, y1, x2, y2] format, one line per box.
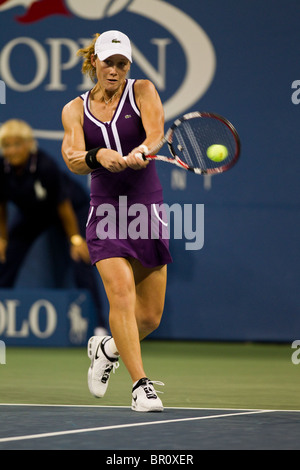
[0, 410, 274, 444]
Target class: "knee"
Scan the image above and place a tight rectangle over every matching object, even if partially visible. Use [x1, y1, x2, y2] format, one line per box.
[138, 307, 163, 335]
[107, 282, 135, 312]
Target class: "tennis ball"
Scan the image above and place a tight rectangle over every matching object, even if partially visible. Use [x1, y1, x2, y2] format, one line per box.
[206, 145, 228, 162]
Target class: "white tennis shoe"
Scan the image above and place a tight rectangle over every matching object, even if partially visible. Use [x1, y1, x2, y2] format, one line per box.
[87, 336, 119, 398]
[131, 378, 164, 412]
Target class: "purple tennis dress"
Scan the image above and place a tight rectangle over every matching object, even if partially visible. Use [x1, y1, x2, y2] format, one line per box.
[82, 79, 172, 268]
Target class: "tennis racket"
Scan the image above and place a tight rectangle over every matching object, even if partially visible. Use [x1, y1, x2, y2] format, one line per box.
[125, 112, 240, 175]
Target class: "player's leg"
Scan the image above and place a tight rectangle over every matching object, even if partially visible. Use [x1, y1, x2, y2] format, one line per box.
[72, 258, 107, 334]
[128, 260, 166, 412]
[87, 256, 146, 398]
[130, 259, 167, 340]
[96, 256, 146, 382]
[88, 256, 165, 411]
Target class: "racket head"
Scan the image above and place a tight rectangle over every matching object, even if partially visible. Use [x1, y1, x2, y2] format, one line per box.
[166, 112, 241, 174]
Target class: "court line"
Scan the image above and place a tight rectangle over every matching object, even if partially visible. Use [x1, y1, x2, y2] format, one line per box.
[0, 403, 299, 412]
[0, 409, 274, 444]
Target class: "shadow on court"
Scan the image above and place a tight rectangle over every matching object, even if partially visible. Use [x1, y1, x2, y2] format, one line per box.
[0, 405, 300, 450]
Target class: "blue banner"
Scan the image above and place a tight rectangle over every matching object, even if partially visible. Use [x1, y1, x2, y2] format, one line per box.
[0, 0, 299, 342]
[0, 289, 96, 346]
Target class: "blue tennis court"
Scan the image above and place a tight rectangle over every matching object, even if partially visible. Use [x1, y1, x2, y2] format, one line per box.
[0, 404, 299, 450]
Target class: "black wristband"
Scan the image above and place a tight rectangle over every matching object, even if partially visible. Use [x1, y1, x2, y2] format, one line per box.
[85, 147, 102, 169]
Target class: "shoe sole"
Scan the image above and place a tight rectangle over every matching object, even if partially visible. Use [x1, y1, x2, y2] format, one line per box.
[87, 335, 110, 398]
[87, 367, 101, 398]
[131, 399, 164, 412]
[131, 404, 164, 412]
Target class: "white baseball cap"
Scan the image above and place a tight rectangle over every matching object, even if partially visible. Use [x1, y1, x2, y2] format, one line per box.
[95, 30, 132, 63]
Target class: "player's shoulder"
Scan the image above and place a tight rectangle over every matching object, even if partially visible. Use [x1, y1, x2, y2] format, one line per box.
[134, 79, 156, 94]
[62, 96, 84, 120]
[133, 80, 159, 106]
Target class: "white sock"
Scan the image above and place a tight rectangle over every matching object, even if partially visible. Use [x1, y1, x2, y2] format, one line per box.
[104, 337, 119, 359]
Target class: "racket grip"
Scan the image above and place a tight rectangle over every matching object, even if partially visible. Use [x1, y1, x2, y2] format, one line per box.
[135, 152, 146, 161]
[123, 154, 144, 161]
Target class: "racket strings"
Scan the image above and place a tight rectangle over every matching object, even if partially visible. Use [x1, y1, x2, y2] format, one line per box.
[179, 121, 206, 168]
[172, 117, 238, 170]
[173, 127, 195, 168]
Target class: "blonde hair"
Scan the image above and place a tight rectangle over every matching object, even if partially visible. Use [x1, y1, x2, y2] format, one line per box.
[77, 34, 100, 83]
[0, 119, 37, 152]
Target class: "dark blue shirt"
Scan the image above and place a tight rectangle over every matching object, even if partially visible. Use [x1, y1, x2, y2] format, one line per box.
[0, 150, 89, 219]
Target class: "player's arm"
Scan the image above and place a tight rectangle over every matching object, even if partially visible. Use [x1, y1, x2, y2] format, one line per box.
[61, 98, 92, 175]
[126, 80, 165, 169]
[61, 98, 127, 174]
[136, 79, 165, 150]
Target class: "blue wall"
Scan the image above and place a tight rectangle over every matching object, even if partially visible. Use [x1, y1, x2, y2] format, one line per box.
[0, 0, 299, 343]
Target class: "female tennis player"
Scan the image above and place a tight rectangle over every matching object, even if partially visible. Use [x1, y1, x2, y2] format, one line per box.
[61, 30, 172, 412]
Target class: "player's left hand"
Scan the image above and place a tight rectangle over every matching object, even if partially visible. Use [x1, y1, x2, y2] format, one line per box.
[125, 146, 149, 170]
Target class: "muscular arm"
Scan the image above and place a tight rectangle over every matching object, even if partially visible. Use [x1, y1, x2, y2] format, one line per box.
[135, 80, 165, 152]
[126, 80, 165, 168]
[61, 98, 92, 175]
[61, 97, 127, 174]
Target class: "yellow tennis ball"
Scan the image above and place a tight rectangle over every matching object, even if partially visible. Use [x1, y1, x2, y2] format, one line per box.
[206, 144, 228, 162]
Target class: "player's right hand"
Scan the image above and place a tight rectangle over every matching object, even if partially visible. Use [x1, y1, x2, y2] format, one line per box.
[98, 149, 127, 173]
